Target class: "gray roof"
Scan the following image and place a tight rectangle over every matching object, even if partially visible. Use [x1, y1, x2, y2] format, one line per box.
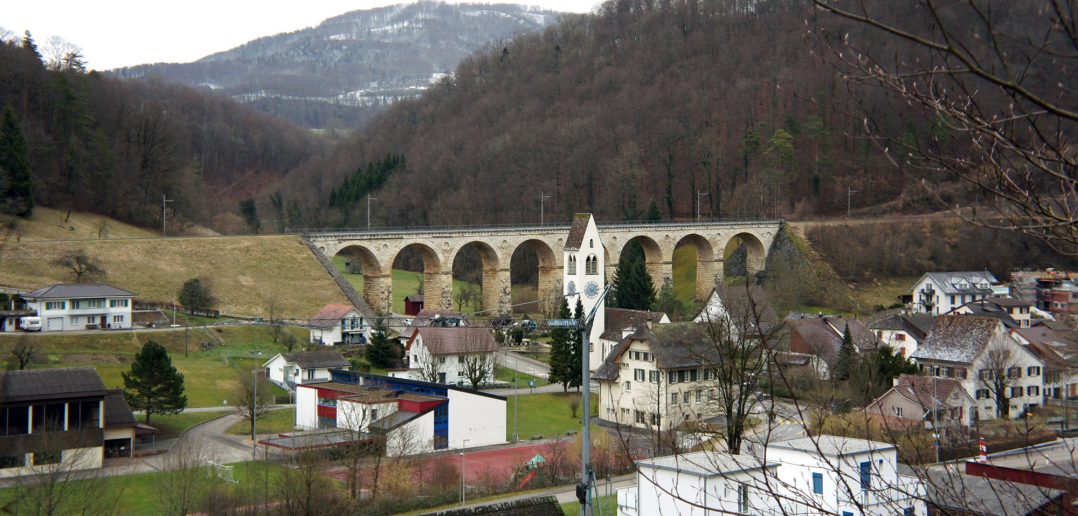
[957, 301, 1019, 328]
[695, 286, 780, 335]
[0, 367, 108, 403]
[917, 271, 998, 295]
[563, 213, 592, 251]
[104, 389, 136, 428]
[636, 450, 778, 478]
[910, 315, 1002, 364]
[923, 466, 1066, 515]
[600, 307, 667, 341]
[770, 435, 895, 456]
[23, 283, 136, 300]
[868, 313, 935, 341]
[281, 350, 350, 369]
[594, 323, 725, 381]
[408, 327, 499, 355]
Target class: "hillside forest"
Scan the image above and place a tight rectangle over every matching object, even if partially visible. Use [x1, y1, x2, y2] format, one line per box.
[0, 0, 1068, 239]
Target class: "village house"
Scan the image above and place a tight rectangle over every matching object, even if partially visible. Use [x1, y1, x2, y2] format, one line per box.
[910, 315, 1045, 420]
[308, 303, 368, 346]
[404, 326, 500, 386]
[787, 315, 878, 379]
[909, 271, 999, 315]
[593, 324, 725, 431]
[0, 368, 139, 478]
[618, 435, 925, 516]
[20, 283, 135, 332]
[867, 312, 935, 357]
[865, 374, 976, 434]
[1010, 325, 1078, 400]
[595, 307, 669, 367]
[952, 296, 1034, 328]
[263, 350, 350, 390]
[292, 370, 505, 455]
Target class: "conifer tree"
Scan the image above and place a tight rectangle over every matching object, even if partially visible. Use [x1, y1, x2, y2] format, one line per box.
[834, 323, 857, 381]
[611, 241, 656, 310]
[123, 341, 187, 423]
[365, 318, 396, 369]
[0, 106, 33, 217]
[644, 200, 661, 222]
[548, 298, 574, 391]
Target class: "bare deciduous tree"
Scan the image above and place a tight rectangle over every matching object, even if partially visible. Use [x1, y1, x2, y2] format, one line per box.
[232, 373, 274, 436]
[11, 335, 36, 370]
[53, 251, 105, 283]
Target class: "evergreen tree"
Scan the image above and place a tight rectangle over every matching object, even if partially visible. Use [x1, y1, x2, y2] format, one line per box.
[569, 299, 585, 390]
[178, 278, 215, 313]
[548, 298, 574, 391]
[611, 241, 656, 310]
[365, 318, 396, 368]
[834, 323, 857, 381]
[0, 106, 33, 217]
[123, 341, 187, 423]
[239, 198, 260, 233]
[644, 200, 661, 222]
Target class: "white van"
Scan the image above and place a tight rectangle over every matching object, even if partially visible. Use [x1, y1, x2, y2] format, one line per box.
[19, 316, 41, 332]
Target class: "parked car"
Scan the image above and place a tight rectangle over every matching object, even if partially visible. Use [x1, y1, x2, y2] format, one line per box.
[19, 316, 41, 332]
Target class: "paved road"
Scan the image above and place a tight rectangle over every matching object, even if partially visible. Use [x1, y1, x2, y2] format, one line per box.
[486, 350, 566, 395]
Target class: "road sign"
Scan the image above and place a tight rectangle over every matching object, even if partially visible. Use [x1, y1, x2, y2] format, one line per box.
[528, 380, 536, 388]
[547, 319, 580, 328]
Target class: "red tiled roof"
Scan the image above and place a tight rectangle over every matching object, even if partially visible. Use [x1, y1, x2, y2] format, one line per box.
[310, 304, 358, 329]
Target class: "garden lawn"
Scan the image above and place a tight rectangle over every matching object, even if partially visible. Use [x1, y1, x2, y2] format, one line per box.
[672, 244, 698, 306]
[0, 461, 283, 515]
[227, 407, 296, 435]
[147, 410, 231, 439]
[508, 392, 599, 441]
[561, 494, 615, 516]
[495, 365, 549, 387]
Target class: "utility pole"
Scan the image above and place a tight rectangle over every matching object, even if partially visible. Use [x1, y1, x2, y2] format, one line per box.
[579, 325, 592, 516]
[696, 190, 710, 222]
[847, 187, 857, 218]
[512, 353, 519, 443]
[460, 438, 470, 506]
[162, 194, 173, 236]
[539, 192, 551, 226]
[366, 194, 377, 230]
[252, 369, 258, 459]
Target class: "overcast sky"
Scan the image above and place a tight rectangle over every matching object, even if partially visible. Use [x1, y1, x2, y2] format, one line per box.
[4, 0, 595, 70]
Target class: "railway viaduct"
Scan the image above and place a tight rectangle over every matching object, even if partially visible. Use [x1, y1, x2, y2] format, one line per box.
[305, 220, 784, 315]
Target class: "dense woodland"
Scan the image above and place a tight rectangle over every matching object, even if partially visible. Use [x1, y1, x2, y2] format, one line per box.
[0, 0, 1059, 236]
[0, 33, 320, 230]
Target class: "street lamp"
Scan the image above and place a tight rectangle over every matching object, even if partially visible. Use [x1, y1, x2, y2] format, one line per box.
[460, 438, 470, 506]
[513, 353, 519, 443]
[251, 369, 258, 459]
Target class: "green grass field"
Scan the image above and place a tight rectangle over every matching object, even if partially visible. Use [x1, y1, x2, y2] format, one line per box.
[226, 407, 296, 435]
[672, 244, 698, 305]
[507, 392, 599, 441]
[561, 494, 615, 515]
[0, 325, 300, 407]
[0, 461, 283, 515]
[147, 410, 230, 438]
[495, 365, 550, 387]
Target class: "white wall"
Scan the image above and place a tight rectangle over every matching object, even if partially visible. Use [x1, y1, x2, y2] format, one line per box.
[295, 385, 320, 430]
[0, 447, 103, 479]
[265, 355, 292, 384]
[387, 411, 436, 456]
[337, 399, 396, 432]
[447, 389, 505, 449]
[877, 329, 918, 357]
[32, 297, 133, 332]
[409, 338, 494, 385]
[967, 335, 1045, 419]
[310, 326, 343, 346]
[636, 465, 765, 516]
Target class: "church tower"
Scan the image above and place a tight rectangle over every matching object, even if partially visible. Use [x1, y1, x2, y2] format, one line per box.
[563, 213, 605, 369]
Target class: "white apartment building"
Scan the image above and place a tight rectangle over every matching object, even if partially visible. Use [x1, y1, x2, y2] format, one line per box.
[909, 272, 998, 315]
[618, 435, 925, 516]
[22, 283, 135, 332]
[404, 326, 499, 385]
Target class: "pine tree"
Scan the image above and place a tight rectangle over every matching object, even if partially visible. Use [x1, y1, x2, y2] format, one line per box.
[123, 341, 187, 423]
[548, 298, 574, 391]
[834, 323, 857, 381]
[644, 200, 661, 222]
[365, 318, 396, 369]
[0, 106, 33, 217]
[569, 299, 585, 390]
[612, 241, 656, 310]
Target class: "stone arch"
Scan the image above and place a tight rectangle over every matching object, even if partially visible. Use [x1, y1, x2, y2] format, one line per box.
[621, 235, 665, 287]
[723, 232, 767, 278]
[332, 245, 388, 314]
[392, 242, 446, 312]
[450, 241, 502, 314]
[510, 239, 559, 316]
[673, 233, 718, 300]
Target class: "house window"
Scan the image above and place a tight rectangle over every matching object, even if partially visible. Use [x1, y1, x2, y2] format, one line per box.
[650, 413, 659, 425]
[1028, 386, 1040, 396]
[635, 410, 645, 424]
[942, 367, 952, 378]
[812, 472, 823, 494]
[709, 389, 716, 400]
[671, 393, 678, 405]
[109, 299, 129, 308]
[438, 356, 446, 364]
[949, 295, 956, 305]
[0, 455, 24, 468]
[696, 390, 703, 402]
[979, 369, 992, 380]
[690, 369, 698, 382]
[624, 381, 631, 392]
[1007, 367, 1022, 379]
[634, 369, 645, 382]
[859, 461, 871, 491]
[668, 371, 677, 384]
[896, 333, 906, 341]
[1027, 366, 1041, 376]
[45, 301, 65, 310]
[649, 371, 659, 383]
[70, 316, 79, 324]
[113, 315, 123, 323]
[894, 407, 903, 417]
[683, 392, 690, 404]
[678, 370, 687, 383]
[975, 389, 990, 399]
[371, 409, 378, 420]
[1010, 387, 1023, 397]
[33, 450, 61, 465]
[737, 484, 750, 513]
[458, 356, 465, 364]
